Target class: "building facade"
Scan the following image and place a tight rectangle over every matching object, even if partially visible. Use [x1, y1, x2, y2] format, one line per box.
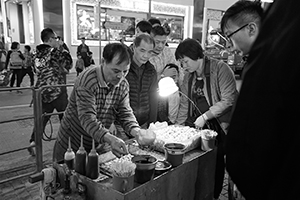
[0, 0, 236, 66]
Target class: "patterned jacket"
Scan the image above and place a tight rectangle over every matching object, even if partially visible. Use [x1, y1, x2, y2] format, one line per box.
[34, 44, 73, 103]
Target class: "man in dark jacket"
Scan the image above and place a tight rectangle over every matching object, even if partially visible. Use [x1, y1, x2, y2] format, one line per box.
[126, 34, 158, 128]
[77, 37, 91, 68]
[28, 28, 73, 156]
[225, 0, 300, 199]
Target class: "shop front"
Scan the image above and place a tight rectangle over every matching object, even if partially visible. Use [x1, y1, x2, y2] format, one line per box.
[0, 0, 193, 65]
[67, 0, 192, 65]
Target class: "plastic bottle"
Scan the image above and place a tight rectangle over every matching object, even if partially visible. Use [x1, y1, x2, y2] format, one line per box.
[86, 139, 99, 179]
[75, 135, 87, 175]
[63, 171, 71, 195]
[64, 137, 75, 171]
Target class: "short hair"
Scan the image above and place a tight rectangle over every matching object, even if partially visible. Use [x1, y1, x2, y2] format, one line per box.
[102, 43, 131, 66]
[148, 18, 161, 26]
[175, 38, 204, 60]
[164, 63, 179, 73]
[41, 28, 55, 42]
[133, 33, 155, 48]
[150, 24, 170, 37]
[24, 45, 31, 51]
[220, 1, 264, 33]
[11, 41, 20, 50]
[136, 20, 152, 34]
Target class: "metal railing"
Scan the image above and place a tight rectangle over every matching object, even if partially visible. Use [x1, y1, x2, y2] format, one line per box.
[0, 83, 73, 184]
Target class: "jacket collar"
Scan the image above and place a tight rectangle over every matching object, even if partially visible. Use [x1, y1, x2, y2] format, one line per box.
[96, 65, 120, 88]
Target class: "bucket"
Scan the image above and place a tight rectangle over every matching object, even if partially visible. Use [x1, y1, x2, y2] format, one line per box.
[131, 155, 157, 184]
[164, 143, 186, 167]
[112, 174, 134, 193]
[201, 138, 216, 151]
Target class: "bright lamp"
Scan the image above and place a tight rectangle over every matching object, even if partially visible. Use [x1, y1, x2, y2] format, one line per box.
[158, 77, 202, 116]
[158, 77, 179, 97]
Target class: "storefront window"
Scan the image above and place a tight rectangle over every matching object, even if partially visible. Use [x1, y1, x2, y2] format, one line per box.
[71, 0, 188, 46]
[153, 15, 184, 43]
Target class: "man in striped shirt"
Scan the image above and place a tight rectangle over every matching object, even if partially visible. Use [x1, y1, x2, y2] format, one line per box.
[53, 43, 156, 162]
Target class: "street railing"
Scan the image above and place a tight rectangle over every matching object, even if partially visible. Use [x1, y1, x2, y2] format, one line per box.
[0, 84, 73, 184]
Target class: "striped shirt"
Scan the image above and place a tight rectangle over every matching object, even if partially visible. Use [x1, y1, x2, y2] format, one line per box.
[56, 66, 140, 153]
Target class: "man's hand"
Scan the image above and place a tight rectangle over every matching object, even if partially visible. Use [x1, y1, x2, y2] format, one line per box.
[103, 133, 128, 158]
[194, 115, 206, 129]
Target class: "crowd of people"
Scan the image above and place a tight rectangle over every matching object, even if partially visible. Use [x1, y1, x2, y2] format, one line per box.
[2, 0, 299, 199]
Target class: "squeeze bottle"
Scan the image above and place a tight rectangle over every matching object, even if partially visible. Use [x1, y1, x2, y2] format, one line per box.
[86, 139, 99, 179]
[75, 135, 87, 175]
[64, 137, 75, 170]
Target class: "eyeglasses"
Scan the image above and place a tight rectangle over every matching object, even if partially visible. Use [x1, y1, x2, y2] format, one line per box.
[51, 36, 59, 41]
[226, 23, 249, 39]
[178, 59, 188, 67]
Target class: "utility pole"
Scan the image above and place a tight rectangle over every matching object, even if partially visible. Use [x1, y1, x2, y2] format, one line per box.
[98, 0, 102, 65]
[147, 0, 152, 19]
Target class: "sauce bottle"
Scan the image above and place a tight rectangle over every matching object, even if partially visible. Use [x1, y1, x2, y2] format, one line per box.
[75, 135, 87, 175]
[63, 171, 71, 195]
[86, 139, 99, 179]
[64, 137, 75, 171]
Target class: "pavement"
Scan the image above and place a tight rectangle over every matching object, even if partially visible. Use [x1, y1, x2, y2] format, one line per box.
[0, 72, 231, 200]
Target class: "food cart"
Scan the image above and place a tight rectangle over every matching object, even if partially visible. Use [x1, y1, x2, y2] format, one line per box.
[31, 126, 217, 200]
[77, 149, 216, 200]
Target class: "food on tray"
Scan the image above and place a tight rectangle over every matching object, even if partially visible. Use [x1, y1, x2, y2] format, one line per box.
[100, 142, 165, 175]
[149, 121, 168, 130]
[153, 125, 201, 142]
[128, 143, 165, 160]
[151, 125, 202, 152]
[200, 129, 218, 140]
[98, 151, 117, 164]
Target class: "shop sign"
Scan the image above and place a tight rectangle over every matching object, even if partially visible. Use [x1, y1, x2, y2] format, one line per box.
[103, 21, 128, 30]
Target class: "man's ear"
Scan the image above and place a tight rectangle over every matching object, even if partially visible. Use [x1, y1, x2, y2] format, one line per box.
[248, 22, 258, 37]
[101, 58, 105, 65]
[133, 43, 136, 51]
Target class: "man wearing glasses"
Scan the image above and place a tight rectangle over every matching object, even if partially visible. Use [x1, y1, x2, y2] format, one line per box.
[220, 1, 264, 58]
[220, 1, 264, 199]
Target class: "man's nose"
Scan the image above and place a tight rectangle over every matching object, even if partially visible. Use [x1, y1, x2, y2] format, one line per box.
[117, 72, 125, 78]
[226, 43, 237, 53]
[144, 52, 151, 59]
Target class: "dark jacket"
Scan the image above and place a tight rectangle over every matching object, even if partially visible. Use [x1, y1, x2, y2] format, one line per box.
[226, 1, 300, 199]
[34, 44, 73, 103]
[77, 44, 91, 68]
[126, 60, 158, 127]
